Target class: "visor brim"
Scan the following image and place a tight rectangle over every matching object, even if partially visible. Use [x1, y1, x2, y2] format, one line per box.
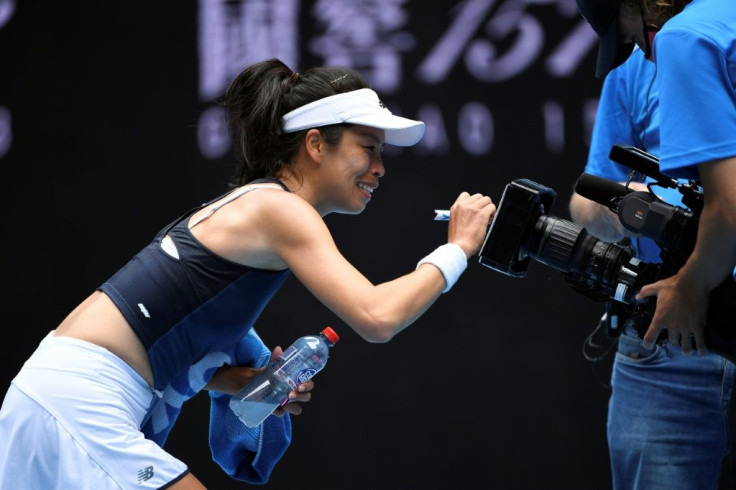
[347, 113, 425, 147]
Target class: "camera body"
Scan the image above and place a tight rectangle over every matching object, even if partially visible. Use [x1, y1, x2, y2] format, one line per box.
[477, 145, 736, 361]
[477, 178, 555, 277]
[478, 176, 656, 305]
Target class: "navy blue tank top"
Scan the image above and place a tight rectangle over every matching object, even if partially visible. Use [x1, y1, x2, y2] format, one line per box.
[98, 179, 291, 390]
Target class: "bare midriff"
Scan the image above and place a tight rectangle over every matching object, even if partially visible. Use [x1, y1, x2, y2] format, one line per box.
[54, 291, 155, 387]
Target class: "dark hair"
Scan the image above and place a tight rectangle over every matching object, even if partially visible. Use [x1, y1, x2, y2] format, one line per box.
[622, 0, 691, 27]
[223, 58, 370, 186]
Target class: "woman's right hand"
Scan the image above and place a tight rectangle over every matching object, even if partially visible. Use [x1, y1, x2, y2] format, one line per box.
[205, 346, 285, 395]
[447, 192, 496, 257]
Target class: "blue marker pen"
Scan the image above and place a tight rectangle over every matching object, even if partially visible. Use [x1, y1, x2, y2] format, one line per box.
[433, 209, 450, 221]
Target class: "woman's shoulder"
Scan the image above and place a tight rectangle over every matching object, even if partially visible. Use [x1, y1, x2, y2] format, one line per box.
[236, 184, 323, 231]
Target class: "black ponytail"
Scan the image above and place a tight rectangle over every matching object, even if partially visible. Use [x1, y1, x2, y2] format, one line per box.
[223, 58, 369, 186]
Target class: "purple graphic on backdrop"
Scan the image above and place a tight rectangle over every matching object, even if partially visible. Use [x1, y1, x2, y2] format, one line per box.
[417, 0, 595, 83]
[195, 0, 599, 159]
[0, 107, 11, 159]
[308, 0, 415, 95]
[0, 0, 14, 29]
[198, 0, 300, 101]
[0, 0, 14, 159]
[197, 0, 301, 159]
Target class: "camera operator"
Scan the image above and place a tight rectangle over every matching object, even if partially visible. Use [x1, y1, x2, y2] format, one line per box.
[572, 0, 736, 487]
[577, 0, 736, 354]
[570, 45, 736, 490]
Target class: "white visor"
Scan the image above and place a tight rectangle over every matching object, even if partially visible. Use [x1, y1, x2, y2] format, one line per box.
[281, 88, 425, 147]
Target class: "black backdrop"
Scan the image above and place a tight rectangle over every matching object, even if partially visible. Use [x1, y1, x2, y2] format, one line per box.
[0, 1, 620, 488]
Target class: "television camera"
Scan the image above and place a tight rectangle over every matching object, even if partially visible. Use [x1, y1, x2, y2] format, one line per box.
[477, 145, 736, 361]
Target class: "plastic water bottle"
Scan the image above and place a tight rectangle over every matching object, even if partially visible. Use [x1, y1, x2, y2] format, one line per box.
[229, 327, 339, 427]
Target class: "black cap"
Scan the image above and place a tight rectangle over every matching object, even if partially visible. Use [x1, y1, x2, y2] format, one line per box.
[577, 0, 636, 77]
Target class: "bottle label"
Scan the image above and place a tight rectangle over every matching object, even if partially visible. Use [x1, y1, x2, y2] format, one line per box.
[295, 368, 317, 385]
[285, 368, 317, 390]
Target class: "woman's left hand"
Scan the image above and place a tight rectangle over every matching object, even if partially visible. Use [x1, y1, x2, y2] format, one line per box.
[272, 378, 314, 417]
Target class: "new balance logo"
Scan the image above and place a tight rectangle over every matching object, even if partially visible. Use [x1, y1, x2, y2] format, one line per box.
[137, 465, 154, 483]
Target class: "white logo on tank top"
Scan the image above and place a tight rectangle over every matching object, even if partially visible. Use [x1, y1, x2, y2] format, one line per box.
[138, 303, 151, 318]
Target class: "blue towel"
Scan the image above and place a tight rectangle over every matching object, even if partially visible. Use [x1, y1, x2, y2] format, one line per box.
[141, 328, 292, 483]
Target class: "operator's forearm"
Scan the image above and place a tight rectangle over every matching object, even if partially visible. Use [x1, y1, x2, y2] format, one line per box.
[675, 157, 736, 291]
[569, 192, 626, 242]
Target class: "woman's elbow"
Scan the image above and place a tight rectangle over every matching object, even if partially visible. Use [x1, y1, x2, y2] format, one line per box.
[360, 331, 394, 343]
[350, 315, 401, 343]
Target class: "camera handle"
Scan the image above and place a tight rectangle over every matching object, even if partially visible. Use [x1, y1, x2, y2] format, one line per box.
[623, 276, 736, 363]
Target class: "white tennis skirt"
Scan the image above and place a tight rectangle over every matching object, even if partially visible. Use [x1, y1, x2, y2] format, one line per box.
[0, 332, 189, 489]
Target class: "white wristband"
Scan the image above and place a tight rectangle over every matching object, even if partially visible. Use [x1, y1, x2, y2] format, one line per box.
[416, 243, 468, 293]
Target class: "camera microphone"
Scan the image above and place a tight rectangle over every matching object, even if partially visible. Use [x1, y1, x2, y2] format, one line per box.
[608, 145, 679, 189]
[575, 171, 698, 257]
[574, 173, 631, 211]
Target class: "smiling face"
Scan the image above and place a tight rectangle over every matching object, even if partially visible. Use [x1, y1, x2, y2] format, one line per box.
[314, 125, 387, 216]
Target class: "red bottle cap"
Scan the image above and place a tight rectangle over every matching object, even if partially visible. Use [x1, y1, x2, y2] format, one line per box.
[321, 326, 339, 344]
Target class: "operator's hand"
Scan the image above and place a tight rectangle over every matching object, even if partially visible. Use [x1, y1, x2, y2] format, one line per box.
[447, 192, 496, 257]
[205, 346, 314, 411]
[636, 271, 710, 355]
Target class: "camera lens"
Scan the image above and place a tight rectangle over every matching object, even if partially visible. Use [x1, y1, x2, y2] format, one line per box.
[523, 215, 650, 302]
